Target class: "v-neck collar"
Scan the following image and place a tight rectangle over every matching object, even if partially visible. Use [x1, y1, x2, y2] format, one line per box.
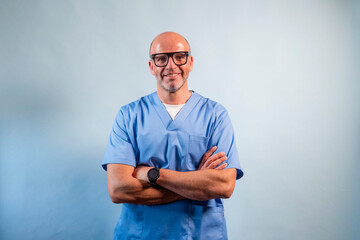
[148, 91, 201, 129]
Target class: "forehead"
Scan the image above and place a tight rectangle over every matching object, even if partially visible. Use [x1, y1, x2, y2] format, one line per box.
[151, 37, 189, 54]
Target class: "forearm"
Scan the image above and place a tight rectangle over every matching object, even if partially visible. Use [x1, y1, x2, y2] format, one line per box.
[156, 168, 236, 201]
[109, 178, 184, 205]
[107, 164, 184, 205]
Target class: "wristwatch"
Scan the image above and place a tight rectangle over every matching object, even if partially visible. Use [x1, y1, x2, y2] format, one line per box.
[147, 167, 160, 186]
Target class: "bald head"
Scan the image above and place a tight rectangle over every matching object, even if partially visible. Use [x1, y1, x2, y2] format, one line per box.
[149, 32, 191, 57]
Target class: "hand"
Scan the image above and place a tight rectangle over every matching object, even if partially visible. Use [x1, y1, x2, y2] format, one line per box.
[198, 146, 228, 170]
[133, 166, 151, 182]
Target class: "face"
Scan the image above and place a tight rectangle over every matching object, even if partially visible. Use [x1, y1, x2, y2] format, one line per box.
[149, 34, 193, 93]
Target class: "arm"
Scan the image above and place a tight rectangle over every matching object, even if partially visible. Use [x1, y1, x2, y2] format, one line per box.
[159, 168, 236, 201]
[134, 166, 236, 201]
[133, 146, 236, 201]
[169, 146, 236, 200]
[104, 109, 183, 205]
[107, 146, 229, 204]
[107, 163, 184, 205]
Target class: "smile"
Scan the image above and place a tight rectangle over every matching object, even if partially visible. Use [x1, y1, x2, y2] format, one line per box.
[164, 73, 179, 77]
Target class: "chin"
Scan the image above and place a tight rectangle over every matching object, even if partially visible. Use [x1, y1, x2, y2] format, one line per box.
[163, 84, 181, 93]
[161, 80, 186, 93]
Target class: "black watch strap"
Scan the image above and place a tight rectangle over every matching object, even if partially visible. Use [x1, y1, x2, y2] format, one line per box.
[147, 167, 160, 186]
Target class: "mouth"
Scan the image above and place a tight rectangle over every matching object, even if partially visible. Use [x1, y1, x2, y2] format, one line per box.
[163, 73, 180, 78]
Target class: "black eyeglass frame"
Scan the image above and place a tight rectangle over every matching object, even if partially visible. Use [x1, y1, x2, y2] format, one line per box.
[151, 51, 190, 67]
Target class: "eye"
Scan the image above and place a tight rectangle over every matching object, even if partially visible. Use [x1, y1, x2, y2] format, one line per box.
[155, 55, 167, 63]
[174, 54, 186, 61]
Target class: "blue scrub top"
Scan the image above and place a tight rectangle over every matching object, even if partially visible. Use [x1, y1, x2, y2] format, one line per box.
[103, 91, 243, 240]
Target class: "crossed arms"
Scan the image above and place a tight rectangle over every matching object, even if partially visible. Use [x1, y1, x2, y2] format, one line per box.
[107, 146, 237, 205]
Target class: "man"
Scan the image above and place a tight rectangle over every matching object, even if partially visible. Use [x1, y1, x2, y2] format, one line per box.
[102, 32, 243, 240]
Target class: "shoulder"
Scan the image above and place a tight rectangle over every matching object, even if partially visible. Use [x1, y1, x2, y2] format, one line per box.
[117, 92, 154, 119]
[194, 92, 228, 117]
[112, 93, 154, 130]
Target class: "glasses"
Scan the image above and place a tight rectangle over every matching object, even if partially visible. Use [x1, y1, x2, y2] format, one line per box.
[151, 51, 190, 67]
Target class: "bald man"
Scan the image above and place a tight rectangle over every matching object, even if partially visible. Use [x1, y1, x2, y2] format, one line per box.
[102, 32, 243, 240]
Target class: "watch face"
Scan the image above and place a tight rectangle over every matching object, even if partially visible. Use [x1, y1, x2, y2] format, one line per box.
[148, 168, 160, 181]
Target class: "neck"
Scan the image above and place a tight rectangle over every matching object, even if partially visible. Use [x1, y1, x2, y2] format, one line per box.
[157, 84, 192, 105]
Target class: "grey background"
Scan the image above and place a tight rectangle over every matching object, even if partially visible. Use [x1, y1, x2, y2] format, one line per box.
[1, 0, 359, 239]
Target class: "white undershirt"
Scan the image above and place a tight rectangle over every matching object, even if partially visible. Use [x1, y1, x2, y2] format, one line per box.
[163, 103, 185, 120]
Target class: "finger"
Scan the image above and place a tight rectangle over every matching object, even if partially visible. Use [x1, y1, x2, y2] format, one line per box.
[199, 146, 217, 168]
[202, 146, 217, 161]
[203, 152, 226, 168]
[208, 156, 227, 169]
[207, 156, 226, 169]
[215, 163, 228, 170]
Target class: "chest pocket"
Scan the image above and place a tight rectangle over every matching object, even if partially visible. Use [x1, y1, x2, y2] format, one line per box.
[186, 135, 209, 170]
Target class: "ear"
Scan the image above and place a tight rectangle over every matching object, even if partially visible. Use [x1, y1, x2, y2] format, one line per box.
[188, 55, 193, 72]
[148, 60, 156, 75]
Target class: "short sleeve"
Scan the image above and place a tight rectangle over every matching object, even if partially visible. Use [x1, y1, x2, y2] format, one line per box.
[208, 108, 243, 180]
[102, 109, 137, 171]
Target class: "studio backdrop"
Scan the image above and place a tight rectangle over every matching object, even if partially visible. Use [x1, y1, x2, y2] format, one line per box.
[1, 1, 359, 239]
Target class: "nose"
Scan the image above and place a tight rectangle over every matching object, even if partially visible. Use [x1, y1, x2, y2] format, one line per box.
[165, 56, 177, 69]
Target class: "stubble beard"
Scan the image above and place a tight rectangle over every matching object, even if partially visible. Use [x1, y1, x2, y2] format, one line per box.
[160, 77, 186, 93]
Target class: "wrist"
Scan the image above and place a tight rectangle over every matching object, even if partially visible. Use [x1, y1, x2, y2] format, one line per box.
[147, 167, 160, 186]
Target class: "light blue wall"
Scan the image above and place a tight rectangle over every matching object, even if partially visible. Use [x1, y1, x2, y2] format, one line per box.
[1, 1, 359, 239]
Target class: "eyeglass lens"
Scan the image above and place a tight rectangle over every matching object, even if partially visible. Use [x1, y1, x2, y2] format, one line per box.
[153, 52, 188, 67]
